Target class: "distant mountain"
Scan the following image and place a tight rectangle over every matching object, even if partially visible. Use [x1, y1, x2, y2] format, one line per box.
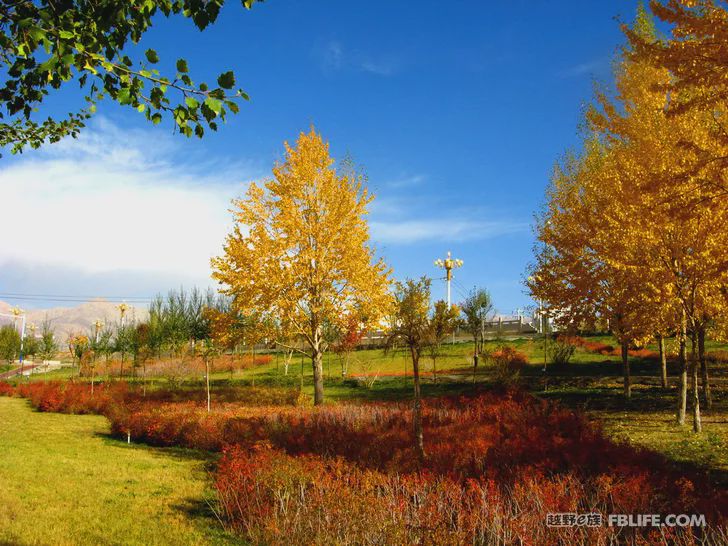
[0, 300, 148, 341]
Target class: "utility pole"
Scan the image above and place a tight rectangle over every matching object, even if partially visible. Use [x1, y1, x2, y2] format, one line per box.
[434, 251, 463, 308]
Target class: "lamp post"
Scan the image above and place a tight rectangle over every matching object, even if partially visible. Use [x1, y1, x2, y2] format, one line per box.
[11, 307, 26, 365]
[117, 302, 129, 327]
[94, 319, 104, 344]
[434, 251, 463, 308]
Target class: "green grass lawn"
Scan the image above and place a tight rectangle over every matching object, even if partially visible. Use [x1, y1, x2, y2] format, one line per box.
[0, 397, 235, 546]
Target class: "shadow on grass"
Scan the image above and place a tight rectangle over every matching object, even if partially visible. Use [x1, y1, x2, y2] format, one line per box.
[93, 432, 237, 543]
[95, 431, 219, 469]
[170, 496, 238, 545]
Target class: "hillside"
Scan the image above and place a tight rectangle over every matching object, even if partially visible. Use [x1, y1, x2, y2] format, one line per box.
[0, 300, 148, 341]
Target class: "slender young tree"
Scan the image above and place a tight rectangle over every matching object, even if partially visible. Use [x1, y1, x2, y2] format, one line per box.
[387, 277, 432, 461]
[427, 300, 459, 384]
[460, 288, 493, 370]
[38, 319, 57, 368]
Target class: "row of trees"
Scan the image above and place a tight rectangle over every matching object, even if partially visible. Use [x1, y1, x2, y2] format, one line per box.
[0, 321, 57, 366]
[528, 2, 728, 433]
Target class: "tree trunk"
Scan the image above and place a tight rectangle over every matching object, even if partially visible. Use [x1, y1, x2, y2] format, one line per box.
[205, 357, 211, 413]
[621, 341, 631, 400]
[677, 313, 687, 426]
[284, 350, 292, 376]
[690, 333, 701, 433]
[120, 353, 125, 380]
[300, 352, 304, 389]
[432, 356, 437, 384]
[91, 365, 95, 396]
[698, 327, 712, 410]
[312, 347, 324, 406]
[658, 334, 667, 388]
[410, 347, 425, 461]
[472, 336, 478, 370]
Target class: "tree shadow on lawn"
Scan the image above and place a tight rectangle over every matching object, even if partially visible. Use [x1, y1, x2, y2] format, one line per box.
[535, 383, 728, 488]
[94, 432, 236, 543]
[95, 431, 220, 468]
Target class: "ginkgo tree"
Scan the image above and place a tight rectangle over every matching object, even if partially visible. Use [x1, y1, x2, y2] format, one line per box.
[531, 4, 728, 433]
[588, 5, 728, 431]
[527, 142, 666, 401]
[212, 128, 392, 405]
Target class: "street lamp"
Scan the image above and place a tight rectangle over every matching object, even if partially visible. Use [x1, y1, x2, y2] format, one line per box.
[11, 307, 26, 365]
[117, 302, 129, 327]
[434, 251, 463, 308]
[94, 319, 104, 344]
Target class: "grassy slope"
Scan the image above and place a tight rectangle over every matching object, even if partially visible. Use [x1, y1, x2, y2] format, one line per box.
[0, 397, 234, 546]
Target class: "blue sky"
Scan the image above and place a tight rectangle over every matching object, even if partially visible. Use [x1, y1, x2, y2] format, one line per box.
[0, 1, 641, 313]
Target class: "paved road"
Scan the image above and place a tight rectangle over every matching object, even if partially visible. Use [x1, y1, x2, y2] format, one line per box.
[0, 364, 39, 380]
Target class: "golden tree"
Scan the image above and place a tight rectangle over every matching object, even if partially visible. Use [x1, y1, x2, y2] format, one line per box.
[627, 1, 728, 114]
[528, 142, 666, 400]
[626, 1, 728, 203]
[212, 129, 392, 405]
[589, 6, 728, 430]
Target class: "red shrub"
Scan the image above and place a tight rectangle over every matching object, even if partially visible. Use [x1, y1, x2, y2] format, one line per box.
[0, 381, 13, 396]
[489, 346, 528, 383]
[706, 350, 728, 363]
[215, 446, 722, 546]
[10, 380, 727, 540]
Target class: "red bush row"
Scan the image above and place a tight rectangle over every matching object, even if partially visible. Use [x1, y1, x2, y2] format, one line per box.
[104, 388, 727, 523]
[215, 445, 723, 546]
[559, 336, 660, 359]
[3, 380, 725, 540]
[0, 381, 14, 396]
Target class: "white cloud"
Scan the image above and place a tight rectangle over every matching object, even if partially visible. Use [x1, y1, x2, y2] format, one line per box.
[322, 40, 344, 71]
[384, 174, 426, 189]
[360, 58, 398, 76]
[0, 118, 259, 284]
[560, 57, 610, 78]
[370, 218, 528, 245]
[317, 40, 400, 76]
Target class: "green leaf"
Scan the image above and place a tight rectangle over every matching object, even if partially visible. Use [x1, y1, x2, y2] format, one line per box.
[217, 71, 235, 89]
[145, 49, 159, 64]
[137, 104, 146, 113]
[28, 27, 46, 42]
[185, 97, 199, 109]
[58, 30, 74, 40]
[151, 113, 162, 125]
[176, 59, 189, 73]
[117, 88, 131, 105]
[204, 97, 222, 114]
